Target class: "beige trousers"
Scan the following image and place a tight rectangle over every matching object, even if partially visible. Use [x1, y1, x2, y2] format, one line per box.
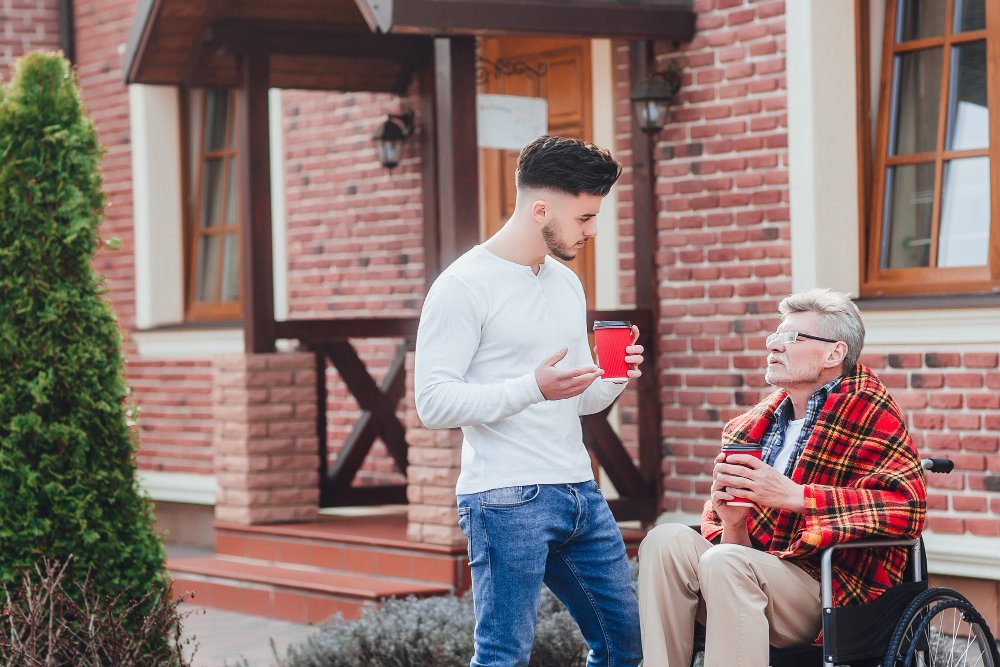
[637, 523, 822, 667]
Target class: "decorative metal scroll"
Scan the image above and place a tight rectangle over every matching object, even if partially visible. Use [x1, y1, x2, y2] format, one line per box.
[476, 55, 548, 85]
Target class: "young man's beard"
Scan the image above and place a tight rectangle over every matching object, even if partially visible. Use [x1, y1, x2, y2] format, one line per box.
[542, 220, 578, 261]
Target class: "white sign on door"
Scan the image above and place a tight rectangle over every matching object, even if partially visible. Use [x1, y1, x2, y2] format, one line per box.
[477, 94, 548, 151]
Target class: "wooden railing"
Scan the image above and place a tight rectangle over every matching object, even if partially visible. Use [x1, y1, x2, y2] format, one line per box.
[275, 310, 660, 521]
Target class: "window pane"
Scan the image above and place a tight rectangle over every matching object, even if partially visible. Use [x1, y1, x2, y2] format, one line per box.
[899, 0, 947, 41]
[195, 234, 220, 302]
[224, 92, 236, 149]
[200, 158, 225, 228]
[946, 41, 988, 150]
[891, 48, 942, 155]
[955, 0, 985, 32]
[882, 163, 936, 268]
[204, 90, 229, 153]
[187, 90, 204, 196]
[938, 157, 990, 267]
[221, 233, 240, 302]
[226, 157, 238, 228]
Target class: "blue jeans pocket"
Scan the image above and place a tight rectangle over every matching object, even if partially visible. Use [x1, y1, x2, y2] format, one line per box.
[456, 507, 472, 563]
[480, 484, 540, 507]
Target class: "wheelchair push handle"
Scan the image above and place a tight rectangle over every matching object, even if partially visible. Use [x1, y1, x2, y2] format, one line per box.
[920, 457, 954, 473]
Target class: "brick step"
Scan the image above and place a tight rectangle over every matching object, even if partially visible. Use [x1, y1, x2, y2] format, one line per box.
[214, 516, 469, 589]
[170, 555, 452, 624]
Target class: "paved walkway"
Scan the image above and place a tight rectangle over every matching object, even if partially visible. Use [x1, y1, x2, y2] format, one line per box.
[180, 604, 318, 666]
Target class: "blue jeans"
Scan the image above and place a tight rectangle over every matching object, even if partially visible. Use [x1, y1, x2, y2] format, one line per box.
[457, 481, 642, 667]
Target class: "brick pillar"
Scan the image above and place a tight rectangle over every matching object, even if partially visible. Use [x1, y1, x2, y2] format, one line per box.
[404, 352, 464, 546]
[213, 352, 320, 524]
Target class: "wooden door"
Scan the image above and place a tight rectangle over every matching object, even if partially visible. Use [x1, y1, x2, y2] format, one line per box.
[479, 37, 595, 307]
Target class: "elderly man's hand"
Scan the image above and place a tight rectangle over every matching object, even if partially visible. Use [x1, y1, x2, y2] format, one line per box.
[714, 453, 806, 512]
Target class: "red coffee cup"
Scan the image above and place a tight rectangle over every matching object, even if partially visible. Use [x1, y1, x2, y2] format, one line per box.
[592, 320, 632, 380]
[721, 443, 763, 507]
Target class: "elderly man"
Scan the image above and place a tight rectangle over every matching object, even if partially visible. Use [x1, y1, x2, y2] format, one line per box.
[637, 288, 926, 667]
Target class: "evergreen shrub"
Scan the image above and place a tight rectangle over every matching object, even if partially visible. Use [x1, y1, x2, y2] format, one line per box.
[0, 51, 174, 659]
[268, 561, 642, 667]
[264, 586, 588, 667]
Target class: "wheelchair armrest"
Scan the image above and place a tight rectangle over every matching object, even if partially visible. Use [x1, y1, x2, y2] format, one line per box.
[819, 538, 920, 608]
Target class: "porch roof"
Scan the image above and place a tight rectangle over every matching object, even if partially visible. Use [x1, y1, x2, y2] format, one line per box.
[124, 0, 696, 92]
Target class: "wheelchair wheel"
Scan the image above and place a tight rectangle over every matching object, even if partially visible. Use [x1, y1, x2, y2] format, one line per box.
[883, 587, 999, 667]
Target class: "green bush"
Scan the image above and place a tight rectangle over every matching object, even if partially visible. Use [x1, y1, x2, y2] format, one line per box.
[0, 51, 172, 655]
[269, 561, 643, 667]
[265, 586, 589, 667]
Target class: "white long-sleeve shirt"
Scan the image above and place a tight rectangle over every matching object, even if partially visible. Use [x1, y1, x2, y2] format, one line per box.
[414, 245, 626, 495]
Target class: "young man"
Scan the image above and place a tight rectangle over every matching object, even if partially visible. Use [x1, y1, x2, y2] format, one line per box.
[637, 288, 926, 667]
[415, 135, 644, 667]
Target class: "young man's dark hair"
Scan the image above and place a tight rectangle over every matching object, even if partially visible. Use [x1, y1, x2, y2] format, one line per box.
[516, 135, 622, 196]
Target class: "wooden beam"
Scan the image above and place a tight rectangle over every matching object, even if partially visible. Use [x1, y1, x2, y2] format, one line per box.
[629, 41, 663, 516]
[324, 484, 408, 506]
[419, 52, 442, 288]
[355, 0, 696, 41]
[313, 349, 330, 504]
[433, 37, 480, 269]
[210, 20, 432, 64]
[326, 410, 380, 494]
[606, 496, 656, 523]
[237, 49, 277, 353]
[275, 317, 419, 342]
[582, 413, 648, 498]
[325, 341, 409, 470]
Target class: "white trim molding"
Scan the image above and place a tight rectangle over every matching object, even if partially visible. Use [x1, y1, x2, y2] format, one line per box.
[139, 471, 217, 505]
[924, 532, 1000, 581]
[864, 308, 1000, 347]
[786, 0, 860, 297]
[129, 84, 185, 330]
[133, 327, 244, 358]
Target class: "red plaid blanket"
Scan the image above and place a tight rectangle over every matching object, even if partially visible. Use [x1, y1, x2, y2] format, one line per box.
[702, 364, 927, 608]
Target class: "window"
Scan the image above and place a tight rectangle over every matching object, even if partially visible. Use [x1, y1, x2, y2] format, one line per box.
[865, 0, 997, 297]
[182, 88, 242, 321]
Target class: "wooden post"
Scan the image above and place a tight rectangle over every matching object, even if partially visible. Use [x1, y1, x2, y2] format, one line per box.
[629, 40, 663, 522]
[237, 49, 277, 353]
[432, 36, 480, 271]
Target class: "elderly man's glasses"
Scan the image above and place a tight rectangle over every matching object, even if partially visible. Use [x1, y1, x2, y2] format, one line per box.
[765, 331, 838, 348]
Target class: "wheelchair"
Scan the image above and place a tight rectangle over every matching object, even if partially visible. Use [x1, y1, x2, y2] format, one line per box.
[692, 458, 1000, 667]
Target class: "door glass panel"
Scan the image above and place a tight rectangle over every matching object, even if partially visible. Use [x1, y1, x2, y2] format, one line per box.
[945, 41, 988, 150]
[200, 158, 224, 228]
[899, 0, 947, 41]
[891, 48, 943, 155]
[195, 234, 220, 302]
[882, 163, 936, 268]
[938, 157, 990, 267]
[226, 157, 238, 227]
[221, 233, 240, 302]
[204, 90, 229, 152]
[955, 0, 985, 32]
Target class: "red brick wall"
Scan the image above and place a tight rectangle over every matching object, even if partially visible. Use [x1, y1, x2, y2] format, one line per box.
[637, 0, 790, 516]
[130, 359, 215, 474]
[641, 0, 1000, 541]
[282, 89, 425, 485]
[74, 0, 138, 334]
[864, 352, 1000, 536]
[0, 0, 61, 80]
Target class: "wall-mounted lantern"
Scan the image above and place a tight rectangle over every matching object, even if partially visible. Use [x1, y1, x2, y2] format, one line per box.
[630, 62, 682, 134]
[372, 109, 415, 169]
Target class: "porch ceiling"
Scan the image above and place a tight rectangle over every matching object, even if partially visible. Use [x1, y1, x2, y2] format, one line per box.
[123, 0, 433, 92]
[124, 0, 696, 91]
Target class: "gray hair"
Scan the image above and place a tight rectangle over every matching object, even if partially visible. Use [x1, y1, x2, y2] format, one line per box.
[778, 288, 865, 371]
